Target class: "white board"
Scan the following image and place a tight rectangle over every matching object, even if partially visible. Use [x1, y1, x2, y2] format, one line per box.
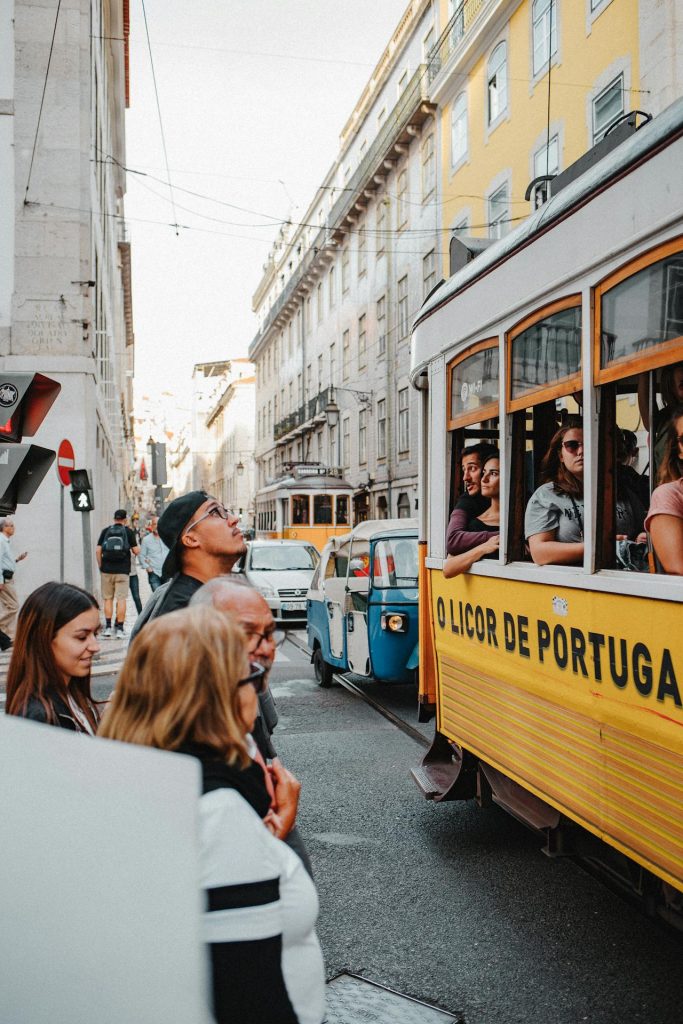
[0, 716, 212, 1024]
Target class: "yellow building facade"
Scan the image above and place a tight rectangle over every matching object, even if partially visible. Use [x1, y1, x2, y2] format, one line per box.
[430, 0, 677, 254]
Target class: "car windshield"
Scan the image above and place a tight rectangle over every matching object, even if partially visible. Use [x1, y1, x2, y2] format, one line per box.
[371, 537, 418, 587]
[250, 545, 319, 571]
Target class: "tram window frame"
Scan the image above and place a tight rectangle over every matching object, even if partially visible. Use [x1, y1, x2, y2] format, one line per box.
[505, 298, 583, 565]
[291, 494, 310, 525]
[593, 235, 683, 386]
[313, 494, 333, 525]
[446, 337, 499, 431]
[507, 295, 582, 413]
[336, 495, 349, 526]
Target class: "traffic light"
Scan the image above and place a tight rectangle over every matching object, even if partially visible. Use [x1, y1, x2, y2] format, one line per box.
[69, 469, 95, 512]
[0, 372, 61, 515]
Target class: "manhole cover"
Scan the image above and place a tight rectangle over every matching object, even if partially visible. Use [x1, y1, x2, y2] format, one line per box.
[325, 973, 458, 1023]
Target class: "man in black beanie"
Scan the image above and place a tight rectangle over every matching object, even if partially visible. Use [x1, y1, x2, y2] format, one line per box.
[131, 491, 247, 635]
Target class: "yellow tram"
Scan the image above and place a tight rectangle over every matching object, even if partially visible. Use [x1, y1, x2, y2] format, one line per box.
[255, 465, 355, 551]
[411, 99, 683, 925]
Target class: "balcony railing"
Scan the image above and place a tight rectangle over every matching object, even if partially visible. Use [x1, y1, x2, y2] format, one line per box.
[427, 0, 490, 82]
[273, 387, 334, 442]
[250, 65, 433, 358]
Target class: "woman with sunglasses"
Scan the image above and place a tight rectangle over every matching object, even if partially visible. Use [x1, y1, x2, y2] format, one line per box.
[100, 605, 325, 1024]
[443, 455, 501, 578]
[645, 403, 683, 575]
[525, 421, 586, 566]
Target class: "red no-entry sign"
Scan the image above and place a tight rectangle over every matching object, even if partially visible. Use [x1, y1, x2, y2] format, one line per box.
[56, 439, 75, 487]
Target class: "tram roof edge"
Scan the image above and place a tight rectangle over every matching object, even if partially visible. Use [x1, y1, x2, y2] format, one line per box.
[410, 95, 683, 367]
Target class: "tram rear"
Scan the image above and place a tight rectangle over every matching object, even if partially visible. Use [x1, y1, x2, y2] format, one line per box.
[411, 98, 683, 928]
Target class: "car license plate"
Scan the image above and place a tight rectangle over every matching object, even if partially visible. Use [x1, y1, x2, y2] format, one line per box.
[281, 601, 306, 611]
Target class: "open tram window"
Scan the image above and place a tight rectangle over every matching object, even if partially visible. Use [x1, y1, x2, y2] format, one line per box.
[292, 494, 310, 525]
[506, 299, 583, 565]
[594, 237, 683, 574]
[445, 339, 501, 563]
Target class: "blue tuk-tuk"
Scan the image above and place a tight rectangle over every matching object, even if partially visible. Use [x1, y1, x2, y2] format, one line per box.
[306, 519, 418, 686]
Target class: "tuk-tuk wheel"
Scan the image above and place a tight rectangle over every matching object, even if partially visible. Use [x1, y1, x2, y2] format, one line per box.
[313, 646, 334, 688]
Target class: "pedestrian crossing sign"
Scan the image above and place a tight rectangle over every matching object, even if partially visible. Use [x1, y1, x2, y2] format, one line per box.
[70, 489, 94, 512]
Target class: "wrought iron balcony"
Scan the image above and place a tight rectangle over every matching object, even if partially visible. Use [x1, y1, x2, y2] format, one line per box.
[427, 0, 491, 83]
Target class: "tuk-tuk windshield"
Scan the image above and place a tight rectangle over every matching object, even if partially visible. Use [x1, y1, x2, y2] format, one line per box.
[371, 538, 418, 588]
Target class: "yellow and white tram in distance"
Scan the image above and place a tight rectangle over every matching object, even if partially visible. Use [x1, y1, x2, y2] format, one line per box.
[254, 465, 355, 551]
[410, 98, 683, 927]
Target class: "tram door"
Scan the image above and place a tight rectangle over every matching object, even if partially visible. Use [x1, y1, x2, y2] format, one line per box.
[345, 541, 371, 676]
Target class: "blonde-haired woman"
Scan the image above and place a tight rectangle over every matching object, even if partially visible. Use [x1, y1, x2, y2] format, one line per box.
[99, 606, 325, 1024]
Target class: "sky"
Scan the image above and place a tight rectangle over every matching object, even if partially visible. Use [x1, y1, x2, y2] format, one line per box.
[125, 0, 410, 396]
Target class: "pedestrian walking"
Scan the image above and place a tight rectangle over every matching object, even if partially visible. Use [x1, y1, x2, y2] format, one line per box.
[95, 509, 140, 639]
[130, 490, 246, 637]
[100, 606, 325, 1024]
[0, 516, 27, 642]
[128, 518, 143, 615]
[5, 582, 101, 732]
[138, 516, 168, 592]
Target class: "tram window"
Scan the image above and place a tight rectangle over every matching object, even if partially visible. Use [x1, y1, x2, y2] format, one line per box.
[313, 494, 333, 525]
[509, 300, 581, 411]
[336, 495, 349, 525]
[598, 246, 683, 378]
[292, 495, 310, 525]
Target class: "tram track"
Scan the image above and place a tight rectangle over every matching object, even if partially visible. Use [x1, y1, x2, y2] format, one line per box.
[333, 672, 430, 748]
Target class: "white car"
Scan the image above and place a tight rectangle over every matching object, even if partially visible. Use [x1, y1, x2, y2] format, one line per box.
[235, 540, 320, 624]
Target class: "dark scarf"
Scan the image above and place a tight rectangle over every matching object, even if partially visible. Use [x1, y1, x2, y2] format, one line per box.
[179, 742, 271, 819]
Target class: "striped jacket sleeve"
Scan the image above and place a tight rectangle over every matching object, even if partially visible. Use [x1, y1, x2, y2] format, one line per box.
[198, 788, 324, 1024]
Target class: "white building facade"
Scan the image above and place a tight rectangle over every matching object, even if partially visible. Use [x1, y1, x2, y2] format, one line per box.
[249, 0, 441, 528]
[0, 0, 135, 597]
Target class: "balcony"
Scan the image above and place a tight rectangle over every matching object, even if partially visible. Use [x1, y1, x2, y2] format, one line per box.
[273, 387, 334, 444]
[427, 0, 493, 86]
[250, 65, 435, 358]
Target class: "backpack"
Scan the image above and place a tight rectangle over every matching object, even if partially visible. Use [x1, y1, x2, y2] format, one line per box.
[101, 524, 130, 563]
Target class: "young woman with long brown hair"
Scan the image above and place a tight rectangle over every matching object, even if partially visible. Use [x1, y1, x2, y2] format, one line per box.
[646, 403, 683, 574]
[99, 605, 325, 1024]
[525, 419, 586, 566]
[5, 582, 101, 732]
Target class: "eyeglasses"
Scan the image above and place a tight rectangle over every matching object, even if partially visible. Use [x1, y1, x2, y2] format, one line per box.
[562, 440, 584, 453]
[183, 504, 231, 536]
[245, 628, 286, 652]
[238, 661, 267, 695]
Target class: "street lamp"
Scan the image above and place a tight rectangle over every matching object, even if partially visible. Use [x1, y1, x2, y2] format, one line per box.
[236, 460, 245, 476]
[324, 386, 372, 428]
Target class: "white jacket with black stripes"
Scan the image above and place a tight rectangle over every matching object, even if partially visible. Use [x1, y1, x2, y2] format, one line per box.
[198, 786, 326, 1024]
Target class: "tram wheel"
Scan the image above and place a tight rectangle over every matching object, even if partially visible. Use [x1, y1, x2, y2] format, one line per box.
[313, 647, 334, 688]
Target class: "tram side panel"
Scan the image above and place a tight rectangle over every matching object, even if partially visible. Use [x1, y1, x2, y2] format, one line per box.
[430, 571, 683, 894]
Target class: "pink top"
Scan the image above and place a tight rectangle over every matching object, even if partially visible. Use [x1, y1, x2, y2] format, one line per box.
[645, 480, 683, 532]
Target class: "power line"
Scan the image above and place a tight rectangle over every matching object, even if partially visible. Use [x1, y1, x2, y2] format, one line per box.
[140, 0, 178, 236]
[24, 0, 62, 204]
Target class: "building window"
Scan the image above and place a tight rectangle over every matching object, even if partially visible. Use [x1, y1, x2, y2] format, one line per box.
[423, 249, 436, 299]
[451, 92, 467, 167]
[397, 492, 411, 518]
[358, 225, 367, 276]
[358, 313, 367, 369]
[534, 134, 559, 178]
[421, 132, 435, 197]
[532, 0, 557, 77]
[342, 329, 350, 379]
[377, 106, 386, 128]
[593, 75, 624, 143]
[328, 265, 335, 308]
[377, 295, 386, 357]
[398, 275, 409, 340]
[422, 25, 435, 62]
[376, 199, 388, 257]
[306, 363, 312, 397]
[306, 296, 312, 335]
[317, 353, 323, 389]
[330, 341, 336, 385]
[398, 387, 409, 453]
[317, 282, 323, 323]
[359, 409, 367, 464]
[489, 183, 509, 239]
[377, 398, 386, 459]
[397, 169, 408, 229]
[487, 42, 508, 125]
[342, 416, 350, 470]
[397, 70, 408, 97]
[341, 246, 350, 292]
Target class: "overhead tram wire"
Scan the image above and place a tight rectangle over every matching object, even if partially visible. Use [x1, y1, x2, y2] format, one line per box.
[24, 0, 63, 204]
[140, 0, 178, 236]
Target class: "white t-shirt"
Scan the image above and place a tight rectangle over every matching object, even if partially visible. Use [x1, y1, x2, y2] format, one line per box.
[525, 483, 583, 543]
